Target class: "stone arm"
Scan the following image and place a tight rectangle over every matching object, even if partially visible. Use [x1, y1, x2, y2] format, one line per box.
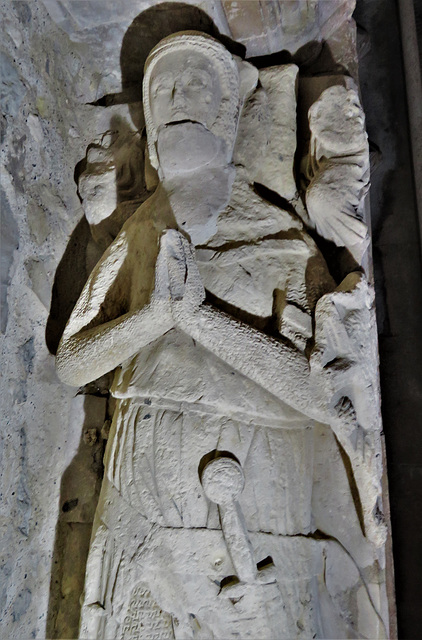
[177, 302, 329, 423]
[188, 281, 385, 548]
[56, 232, 174, 387]
[164, 229, 330, 423]
[166, 230, 387, 546]
[56, 303, 173, 387]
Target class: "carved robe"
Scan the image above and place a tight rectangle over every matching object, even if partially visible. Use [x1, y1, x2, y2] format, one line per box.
[73, 183, 383, 639]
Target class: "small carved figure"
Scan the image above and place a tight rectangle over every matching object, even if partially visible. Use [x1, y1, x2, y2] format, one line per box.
[57, 32, 386, 639]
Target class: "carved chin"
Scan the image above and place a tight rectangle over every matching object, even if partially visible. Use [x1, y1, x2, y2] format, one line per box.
[156, 122, 223, 175]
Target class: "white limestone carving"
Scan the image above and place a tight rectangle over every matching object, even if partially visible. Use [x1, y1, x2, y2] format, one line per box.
[77, 123, 149, 254]
[221, 0, 356, 58]
[56, 32, 388, 639]
[304, 85, 371, 263]
[143, 31, 242, 174]
[234, 64, 299, 204]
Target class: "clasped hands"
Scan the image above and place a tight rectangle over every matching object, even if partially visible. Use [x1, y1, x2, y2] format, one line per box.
[151, 229, 206, 327]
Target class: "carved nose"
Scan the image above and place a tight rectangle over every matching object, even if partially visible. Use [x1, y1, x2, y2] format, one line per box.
[171, 83, 186, 109]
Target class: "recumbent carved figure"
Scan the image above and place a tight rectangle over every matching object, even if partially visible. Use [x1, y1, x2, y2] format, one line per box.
[57, 32, 387, 640]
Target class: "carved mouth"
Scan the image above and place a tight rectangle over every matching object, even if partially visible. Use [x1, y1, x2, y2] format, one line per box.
[158, 119, 211, 134]
[164, 118, 198, 126]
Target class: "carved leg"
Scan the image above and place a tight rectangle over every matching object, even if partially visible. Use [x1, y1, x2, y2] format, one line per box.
[78, 478, 172, 640]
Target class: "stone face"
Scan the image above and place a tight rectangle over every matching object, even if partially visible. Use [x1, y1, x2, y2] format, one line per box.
[0, 1, 392, 639]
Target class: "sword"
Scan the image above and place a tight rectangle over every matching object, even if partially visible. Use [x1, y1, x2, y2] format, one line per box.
[200, 455, 278, 597]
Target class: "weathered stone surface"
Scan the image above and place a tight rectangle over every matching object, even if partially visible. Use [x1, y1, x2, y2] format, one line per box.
[0, 1, 392, 638]
[253, 64, 299, 202]
[0, 2, 125, 637]
[53, 30, 388, 640]
[221, 0, 355, 57]
[1, 185, 19, 332]
[303, 85, 370, 262]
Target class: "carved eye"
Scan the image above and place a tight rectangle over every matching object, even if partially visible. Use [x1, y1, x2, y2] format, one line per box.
[151, 73, 173, 96]
[181, 69, 210, 90]
[189, 75, 207, 88]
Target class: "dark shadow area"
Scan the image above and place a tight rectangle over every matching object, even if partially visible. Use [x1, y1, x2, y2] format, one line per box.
[45, 216, 92, 355]
[294, 39, 350, 77]
[120, 2, 245, 87]
[45, 118, 148, 355]
[46, 5, 241, 636]
[306, 232, 362, 286]
[252, 181, 302, 220]
[354, 0, 422, 637]
[198, 449, 242, 482]
[46, 394, 109, 639]
[416, 0, 422, 70]
[249, 39, 349, 78]
[205, 290, 273, 334]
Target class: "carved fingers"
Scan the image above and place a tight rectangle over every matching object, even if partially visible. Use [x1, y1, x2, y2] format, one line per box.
[152, 234, 172, 302]
[156, 229, 205, 322]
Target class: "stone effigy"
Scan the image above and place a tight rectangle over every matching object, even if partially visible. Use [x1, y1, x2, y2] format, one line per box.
[56, 31, 387, 640]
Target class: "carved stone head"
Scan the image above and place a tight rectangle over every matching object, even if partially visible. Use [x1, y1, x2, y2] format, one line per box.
[143, 32, 241, 171]
[308, 86, 368, 160]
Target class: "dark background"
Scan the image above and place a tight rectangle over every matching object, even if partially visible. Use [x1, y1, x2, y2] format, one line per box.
[355, 1, 422, 637]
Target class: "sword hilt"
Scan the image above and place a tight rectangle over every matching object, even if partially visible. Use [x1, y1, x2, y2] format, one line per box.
[201, 456, 259, 585]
